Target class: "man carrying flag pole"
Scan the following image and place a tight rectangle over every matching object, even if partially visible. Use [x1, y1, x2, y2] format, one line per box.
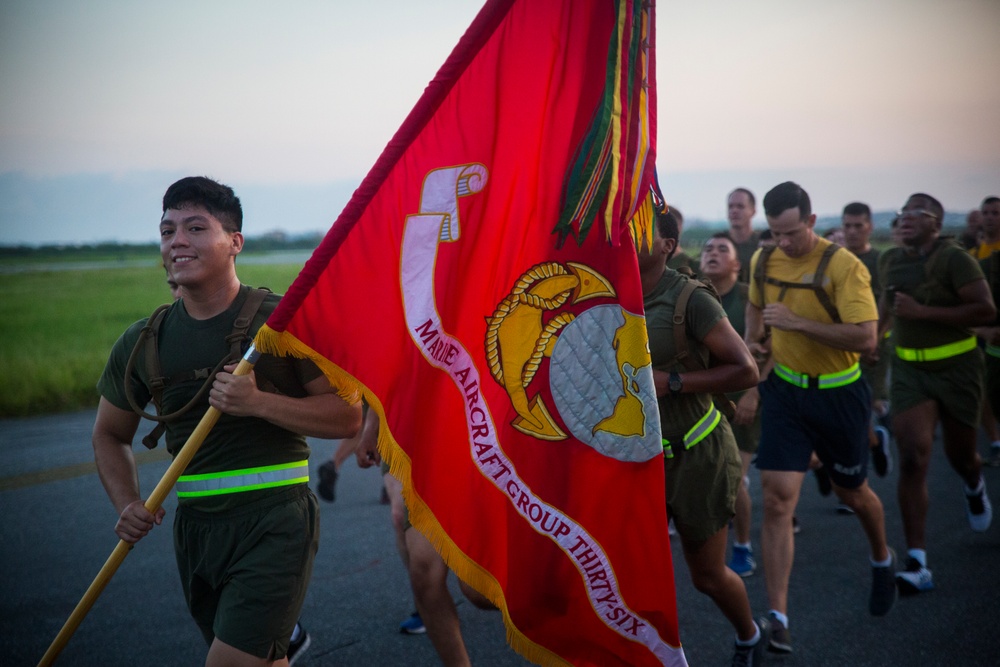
[255, 0, 687, 665]
[42, 1, 685, 665]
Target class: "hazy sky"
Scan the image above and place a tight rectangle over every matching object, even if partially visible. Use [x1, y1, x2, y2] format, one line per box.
[2, 0, 999, 244]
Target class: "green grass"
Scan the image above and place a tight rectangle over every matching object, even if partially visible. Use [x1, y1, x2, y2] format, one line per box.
[0, 262, 304, 417]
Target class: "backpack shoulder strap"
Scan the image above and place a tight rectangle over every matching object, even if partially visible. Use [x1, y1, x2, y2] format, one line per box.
[752, 245, 776, 305]
[226, 287, 272, 360]
[810, 244, 842, 324]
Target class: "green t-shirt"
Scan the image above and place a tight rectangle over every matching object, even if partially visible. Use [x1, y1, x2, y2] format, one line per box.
[879, 239, 986, 350]
[853, 247, 882, 302]
[98, 285, 323, 511]
[643, 269, 726, 436]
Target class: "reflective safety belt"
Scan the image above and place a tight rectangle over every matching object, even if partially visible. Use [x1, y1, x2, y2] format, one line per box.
[987, 344, 1000, 359]
[895, 336, 977, 362]
[176, 460, 309, 498]
[662, 403, 721, 459]
[774, 362, 860, 390]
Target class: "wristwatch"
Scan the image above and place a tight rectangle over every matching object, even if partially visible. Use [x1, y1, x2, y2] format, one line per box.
[668, 371, 683, 395]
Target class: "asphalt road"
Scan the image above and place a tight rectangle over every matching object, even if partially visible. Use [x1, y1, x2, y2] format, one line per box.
[2, 409, 998, 666]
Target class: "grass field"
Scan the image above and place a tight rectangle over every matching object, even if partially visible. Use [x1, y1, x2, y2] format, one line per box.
[0, 263, 303, 417]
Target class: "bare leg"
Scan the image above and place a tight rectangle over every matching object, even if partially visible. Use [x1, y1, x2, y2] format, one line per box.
[894, 401, 937, 551]
[760, 469, 805, 615]
[831, 480, 889, 561]
[940, 411, 983, 488]
[384, 473, 409, 568]
[406, 528, 471, 667]
[206, 638, 288, 667]
[733, 451, 753, 545]
[680, 525, 757, 640]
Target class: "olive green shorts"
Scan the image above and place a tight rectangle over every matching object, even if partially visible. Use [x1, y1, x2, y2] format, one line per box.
[174, 484, 319, 659]
[890, 349, 984, 428]
[663, 419, 741, 543]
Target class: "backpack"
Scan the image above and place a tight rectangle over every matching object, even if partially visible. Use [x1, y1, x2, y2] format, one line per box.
[667, 267, 736, 419]
[752, 243, 842, 323]
[123, 287, 271, 449]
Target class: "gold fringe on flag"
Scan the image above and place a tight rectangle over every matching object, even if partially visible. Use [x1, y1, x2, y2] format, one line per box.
[255, 323, 571, 665]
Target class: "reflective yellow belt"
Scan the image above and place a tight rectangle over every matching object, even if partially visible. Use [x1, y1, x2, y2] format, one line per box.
[895, 336, 977, 362]
[986, 344, 1000, 359]
[662, 403, 721, 459]
[774, 362, 860, 389]
[176, 460, 309, 498]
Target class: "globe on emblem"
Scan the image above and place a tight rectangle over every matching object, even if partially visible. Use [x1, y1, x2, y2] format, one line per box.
[549, 304, 662, 462]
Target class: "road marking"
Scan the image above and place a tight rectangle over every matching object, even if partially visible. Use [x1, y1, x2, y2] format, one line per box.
[0, 448, 171, 491]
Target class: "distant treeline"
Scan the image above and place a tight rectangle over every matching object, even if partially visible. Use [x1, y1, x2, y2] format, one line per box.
[1, 210, 971, 260]
[0, 231, 324, 262]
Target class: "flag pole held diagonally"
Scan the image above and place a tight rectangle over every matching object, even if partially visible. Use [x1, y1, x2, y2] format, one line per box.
[37, 346, 261, 667]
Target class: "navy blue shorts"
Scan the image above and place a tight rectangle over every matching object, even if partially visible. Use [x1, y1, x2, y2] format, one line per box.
[755, 373, 871, 489]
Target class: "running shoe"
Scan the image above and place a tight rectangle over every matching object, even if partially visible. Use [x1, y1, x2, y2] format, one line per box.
[986, 443, 1000, 468]
[399, 611, 426, 635]
[836, 503, 855, 515]
[287, 623, 311, 666]
[792, 516, 801, 534]
[871, 425, 892, 477]
[896, 557, 934, 595]
[732, 616, 770, 667]
[728, 545, 756, 578]
[869, 548, 897, 616]
[767, 612, 792, 654]
[317, 460, 338, 503]
[966, 481, 993, 532]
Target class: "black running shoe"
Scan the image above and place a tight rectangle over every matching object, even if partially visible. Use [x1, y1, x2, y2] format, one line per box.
[317, 461, 338, 503]
[871, 425, 892, 477]
[767, 613, 792, 654]
[732, 616, 770, 666]
[869, 549, 897, 616]
[287, 623, 311, 666]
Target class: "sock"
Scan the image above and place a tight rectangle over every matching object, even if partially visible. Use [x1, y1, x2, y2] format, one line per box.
[871, 553, 892, 568]
[735, 624, 762, 647]
[907, 549, 927, 567]
[965, 477, 985, 496]
[769, 610, 788, 629]
[290, 623, 302, 642]
[734, 541, 752, 551]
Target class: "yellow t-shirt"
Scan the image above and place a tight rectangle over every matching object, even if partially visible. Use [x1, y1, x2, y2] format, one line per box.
[749, 237, 877, 376]
[970, 239, 1000, 260]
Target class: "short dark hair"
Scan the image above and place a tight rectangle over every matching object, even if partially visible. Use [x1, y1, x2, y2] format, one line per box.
[728, 187, 756, 207]
[708, 230, 736, 246]
[162, 176, 243, 232]
[842, 202, 871, 220]
[669, 206, 684, 225]
[907, 192, 944, 221]
[763, 181, 811, 219]
[655, 207, 679, 260]
[983, 196, 1000, 207]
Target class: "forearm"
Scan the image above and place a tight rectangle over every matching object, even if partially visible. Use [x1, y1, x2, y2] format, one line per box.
[93, 436, 142, 515]
[250, 391, 363, 439]
[653, 363, 758, 397]
[788, 318, 876, 354]
[901, 303, 996, 328]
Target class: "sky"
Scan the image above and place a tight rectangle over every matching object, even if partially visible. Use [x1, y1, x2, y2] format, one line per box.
[2, 0, 999, 245]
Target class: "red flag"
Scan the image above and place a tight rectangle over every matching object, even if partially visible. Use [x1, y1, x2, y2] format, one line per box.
[256, 1, 685, 665]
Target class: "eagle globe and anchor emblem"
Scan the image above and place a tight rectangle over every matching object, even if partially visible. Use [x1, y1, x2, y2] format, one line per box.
[485, 256, 661, 464]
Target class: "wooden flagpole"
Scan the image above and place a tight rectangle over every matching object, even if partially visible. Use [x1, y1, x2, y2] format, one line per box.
[38, 349, 259, 666]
